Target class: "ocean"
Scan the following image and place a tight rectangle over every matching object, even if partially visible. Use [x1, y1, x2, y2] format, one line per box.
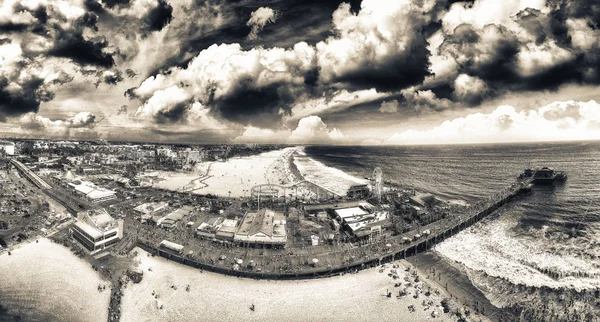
[303, 141, 600, 319]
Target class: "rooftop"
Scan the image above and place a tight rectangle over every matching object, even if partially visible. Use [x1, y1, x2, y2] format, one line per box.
[236, 209, 286, 239]
[68, 180, 116, 200]
[75, 208, 119, 238]
[334, 207, 368, 219]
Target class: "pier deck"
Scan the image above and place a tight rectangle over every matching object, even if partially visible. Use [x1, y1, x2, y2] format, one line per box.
[140, 180, 533, 280]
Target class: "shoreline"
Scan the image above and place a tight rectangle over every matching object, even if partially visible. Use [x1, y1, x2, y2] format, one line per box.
[0, 238, 111, 322]
[146, 146, 366, 199]
[407, 251, 517, 322]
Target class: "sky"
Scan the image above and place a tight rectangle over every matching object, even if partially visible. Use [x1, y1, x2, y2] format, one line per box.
[1, 0, 600, 145]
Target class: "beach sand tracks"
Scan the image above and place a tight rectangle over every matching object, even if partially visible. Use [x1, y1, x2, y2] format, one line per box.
[0, 239, 110, 322]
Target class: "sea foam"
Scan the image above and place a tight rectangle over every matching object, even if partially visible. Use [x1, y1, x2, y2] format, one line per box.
[435, 214, 600, 291]
[293, 147, 367, 196]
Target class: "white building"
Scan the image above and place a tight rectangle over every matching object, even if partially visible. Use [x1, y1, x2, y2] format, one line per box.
[159, 240, 184, 254]
[71, 208, 123, 254]
[67, 180, 117, 203]
[0, 141, 15, 156]
[334, 202, 388, 238]
[133, 202, 168, 222]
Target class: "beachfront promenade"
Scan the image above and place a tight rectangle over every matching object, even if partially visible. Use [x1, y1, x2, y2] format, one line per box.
[139, 181, 533, 280]
[10, 159, 94, 216]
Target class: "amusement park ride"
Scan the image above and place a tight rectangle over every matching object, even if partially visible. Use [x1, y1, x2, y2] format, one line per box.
[373, 167, 383, 202]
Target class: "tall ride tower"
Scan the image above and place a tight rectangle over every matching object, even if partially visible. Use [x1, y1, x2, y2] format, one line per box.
[373, 167, 383, 202]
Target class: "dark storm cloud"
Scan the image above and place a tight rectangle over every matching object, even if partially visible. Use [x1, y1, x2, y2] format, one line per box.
[103, 0, 131, 9]
[0, 23, 30, 33]
[434, 1, 600, 106]
[95, 70, 124, 87]
[440, 23, 520, 84]
[556, 0, 600, 24]
[332, 38, 432, 92]
[83, 0, 105, 13]
[0, 77, 49, 120]
[212, 81, 298, 128]
[132, 0, 445, 127]
[125, 69, 138, 78]
[48, 33, 114, 67]
[24, 10, 117, 67]
[444, 0, 474, 9]
[144, 0, 173, 32]
[84, 0, 173, 35]
[147, 128, 230, 144]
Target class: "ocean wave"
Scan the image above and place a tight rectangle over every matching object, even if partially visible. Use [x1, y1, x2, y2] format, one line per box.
[435, 213, 600, 292]
[293, 147, 367, 196]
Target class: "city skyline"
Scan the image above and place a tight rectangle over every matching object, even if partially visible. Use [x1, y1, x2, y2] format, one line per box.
[0, 0, 599, 145]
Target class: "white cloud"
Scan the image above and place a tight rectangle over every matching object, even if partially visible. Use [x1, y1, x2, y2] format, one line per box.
[133, 42, 313, 106]
[288, 88, 384, 121]
[442, 0, 546, 33]
[315, 0, 435, 85]
[566, 19, 600, 52]
[288, 115, 345, 144]
[453, 74, 488, 102]
[234, 116, 345, 144]
[111, 0, 162, 19]
[69, 112, 97, 128]
[379, 100, 399, 113]
[401, 88, 454, 111]
[131, 0, 439, 128]
[247, 7, 277, 40]
[387, 100, 600, 145]
[18, 111, 97, 132]
[233, 126, 285, 144]
[360, 139, 383, 146]
[186, 102, 227, 130]
[517, 41, 574, 78]
[135, 85, 191, 122]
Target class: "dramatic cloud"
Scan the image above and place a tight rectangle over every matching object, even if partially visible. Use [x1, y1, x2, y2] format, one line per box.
[247, 7, 277, 40]
[95, 70, 124, 87]
[426, 0, 600, 105]
[379, 100, 399, 113]
[453, 74, 489, 105]
[19, 111, 97, 131]
[387, 100, 600, 145]
[288, 88, 385, 121]
[1, 0, 600, 144]
[288, 115, 344, 143]
[135, 86, 192, 123]
[235, 115, 344, 144]
[130, 42, 316, 127]
[401, 89, 453, 111]
[233, 126, 280, 144]
[129, 0, 443, 129]
[0, 40, 73, 119]
[314, 0, 438, 91]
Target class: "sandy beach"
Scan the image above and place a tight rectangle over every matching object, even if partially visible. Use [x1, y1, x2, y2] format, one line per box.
[150, 147, 366, 198]
[0, 238, 110, 322]
[151, 148, 299, 197]
[121, 248, 456, 322]
[409, 252, 508, 322]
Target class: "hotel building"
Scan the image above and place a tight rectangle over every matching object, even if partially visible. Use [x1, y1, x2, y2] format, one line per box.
[71, 208, 123, 254]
